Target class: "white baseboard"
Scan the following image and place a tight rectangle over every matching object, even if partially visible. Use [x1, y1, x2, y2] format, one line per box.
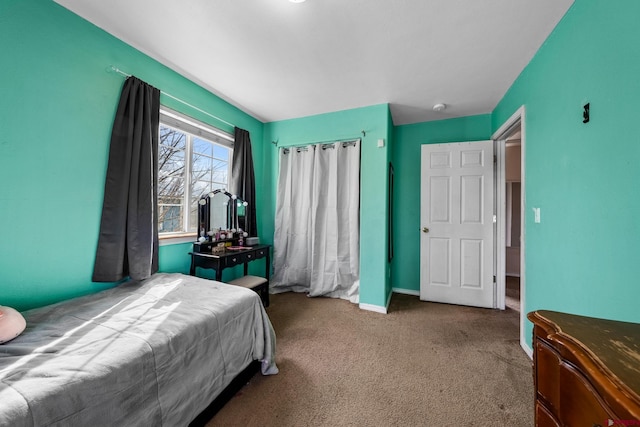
[359, 290, 393, 314]
[359, 302, 387, 314]
[392, 288, 420, 296]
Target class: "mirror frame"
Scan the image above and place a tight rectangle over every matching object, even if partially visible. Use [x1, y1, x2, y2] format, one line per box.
[197, 189, 233, 237]
[232, 197, 250, 233]
[197, 189, 250, 238]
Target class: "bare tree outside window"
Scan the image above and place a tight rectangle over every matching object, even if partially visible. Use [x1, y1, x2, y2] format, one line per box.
[158, 123, 231, 234]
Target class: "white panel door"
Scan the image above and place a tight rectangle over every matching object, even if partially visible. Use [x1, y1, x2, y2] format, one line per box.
[420, 141, 495, 308]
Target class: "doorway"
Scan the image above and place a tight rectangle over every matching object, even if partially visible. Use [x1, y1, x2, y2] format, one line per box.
[493, 106, 528, 356]
[504, 131, 522, 312]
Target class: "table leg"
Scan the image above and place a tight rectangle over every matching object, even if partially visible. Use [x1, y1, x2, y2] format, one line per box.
[265, 250, 270, 307]
[265, 251, 270, 280]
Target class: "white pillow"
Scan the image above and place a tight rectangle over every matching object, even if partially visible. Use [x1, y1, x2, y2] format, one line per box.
[0, 306, 26, 344]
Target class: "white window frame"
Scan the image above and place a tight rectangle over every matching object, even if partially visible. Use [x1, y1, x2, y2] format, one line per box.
[158, 107, 233, 240]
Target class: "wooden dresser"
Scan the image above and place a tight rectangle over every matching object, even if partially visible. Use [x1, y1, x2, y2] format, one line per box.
[528, 310, 640, 427]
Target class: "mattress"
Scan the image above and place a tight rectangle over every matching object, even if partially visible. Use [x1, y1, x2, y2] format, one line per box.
[0, 273, 277, 427]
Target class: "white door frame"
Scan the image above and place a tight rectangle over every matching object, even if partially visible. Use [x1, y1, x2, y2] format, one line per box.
[492, 105, 530, 358]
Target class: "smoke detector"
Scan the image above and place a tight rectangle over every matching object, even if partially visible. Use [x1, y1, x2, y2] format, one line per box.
[433, 103, 446, 112]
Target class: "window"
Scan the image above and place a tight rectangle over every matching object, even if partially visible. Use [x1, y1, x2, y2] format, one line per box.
[158, 108, 233, 235]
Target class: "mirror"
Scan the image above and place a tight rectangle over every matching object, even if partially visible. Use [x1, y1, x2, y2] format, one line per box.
[197, 189, 250, 238]
[234, 197, 249, 233]
[197, 189, 232, 238]
[210, 191, 231, 231]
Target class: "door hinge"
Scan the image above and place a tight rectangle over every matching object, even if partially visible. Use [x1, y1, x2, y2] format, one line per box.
[493, 154, 497, 164]
[493, 275, 496, 283]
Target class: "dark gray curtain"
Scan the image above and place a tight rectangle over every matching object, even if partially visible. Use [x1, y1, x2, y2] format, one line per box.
[230, 127, 257, 237]
[93, 76, 160, 282]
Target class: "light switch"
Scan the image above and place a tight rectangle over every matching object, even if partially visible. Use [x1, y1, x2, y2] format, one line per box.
[377, 139, 385, 148]
[533, 207, 541, 223]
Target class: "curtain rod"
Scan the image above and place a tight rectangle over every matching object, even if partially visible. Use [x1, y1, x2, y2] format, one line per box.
[282, 140, 358, 154]
[107, 65, 236, 129]
[271, 133, 365, 148]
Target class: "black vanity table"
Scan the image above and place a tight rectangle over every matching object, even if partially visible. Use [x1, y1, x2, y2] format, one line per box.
[189, 242, 271, 282]
[189, 242, 271, 306]
[190, 189, 271, 306]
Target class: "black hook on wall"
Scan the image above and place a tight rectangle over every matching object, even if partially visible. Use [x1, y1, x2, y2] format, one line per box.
[583, 103, 590, 123]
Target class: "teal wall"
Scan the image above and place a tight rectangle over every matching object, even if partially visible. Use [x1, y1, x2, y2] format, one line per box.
[493, 0, 640, 345]
[0, 0, 265, 310]
[5, 0, 639, 335]
[264, 104, 392, 308]
[392, 116, 492, 293]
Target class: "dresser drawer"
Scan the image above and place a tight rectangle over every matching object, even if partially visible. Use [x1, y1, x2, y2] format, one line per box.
[222, 252, 246, 268]
[559, 362, 615, 426]
[253, 247, 269, 259]
[536, 338, 615, 426]
[535, 340, 561, 414]
[223, 247, 268, 267]
[535, 401, 560, 427]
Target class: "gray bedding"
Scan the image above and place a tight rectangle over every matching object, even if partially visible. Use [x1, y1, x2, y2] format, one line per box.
[0, 273, 277, 427]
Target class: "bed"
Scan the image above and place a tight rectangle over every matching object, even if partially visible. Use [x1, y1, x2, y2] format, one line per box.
[0, 273, 278, 426]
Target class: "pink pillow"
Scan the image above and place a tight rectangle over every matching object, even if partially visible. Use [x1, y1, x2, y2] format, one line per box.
[0, 306, 26, 344]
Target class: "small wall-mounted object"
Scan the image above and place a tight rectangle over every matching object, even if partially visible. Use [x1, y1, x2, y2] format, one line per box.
[533, 207, 541, 223]
[583, 103, 590, 123]
[377, 139, 385, 148]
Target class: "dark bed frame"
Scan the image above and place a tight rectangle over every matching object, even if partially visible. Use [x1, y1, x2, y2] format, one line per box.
[189, 360, 261, 426]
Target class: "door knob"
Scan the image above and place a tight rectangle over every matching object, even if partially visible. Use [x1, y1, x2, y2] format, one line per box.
[422, 227, 429, 233]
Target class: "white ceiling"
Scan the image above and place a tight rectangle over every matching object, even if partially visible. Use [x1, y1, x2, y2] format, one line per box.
[54, 0, 573, 125]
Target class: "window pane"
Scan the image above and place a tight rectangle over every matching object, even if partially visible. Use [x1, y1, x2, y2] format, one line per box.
[192, 154, 213, 183]
[189, 199, 199, 233]
[159, 147, 185, 178]
[213, 144, 229, 161]
[189, 208, 198, 231]
[159, 126, 187, 233]
[158, 115, 231, 235]
[213, 159, 228, 182]
[158, 176, 185, 204]
[160, 126, 186, 150]
[158, 205, 182, 233]
[191, 179, 211, 200]
[193, 137, 213, 156]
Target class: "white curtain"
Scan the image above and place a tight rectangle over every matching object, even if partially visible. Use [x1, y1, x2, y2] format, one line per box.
[271, 140, 360, 303]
